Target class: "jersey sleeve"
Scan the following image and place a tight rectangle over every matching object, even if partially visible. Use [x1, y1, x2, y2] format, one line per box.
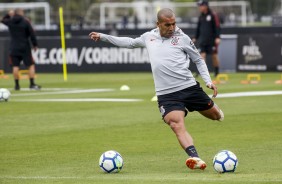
[100, 33, 146, 49]
[26, 20, 38, 47]
[1, 14, 12, 26]
[182, 35, 212, 86]
[194, 17, 201, 39]
[212, 12, 221, 39]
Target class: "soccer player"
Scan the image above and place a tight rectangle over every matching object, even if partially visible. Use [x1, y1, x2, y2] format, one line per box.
[1, 8, 41, 90]
[89, 8, 224, 170]
[193, 0, 221, 77]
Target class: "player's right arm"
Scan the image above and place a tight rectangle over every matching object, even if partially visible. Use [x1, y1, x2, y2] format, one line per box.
[1, 10, 14, 26]
[193, 17, 201, 42]
[1, 14, 11, 26]
[89, 32, 145, 49]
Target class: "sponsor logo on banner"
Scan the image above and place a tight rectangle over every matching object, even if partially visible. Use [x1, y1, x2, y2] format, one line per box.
[242, 38, 263, 63]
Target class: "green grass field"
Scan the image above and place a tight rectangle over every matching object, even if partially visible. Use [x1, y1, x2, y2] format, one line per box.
[1, 72, 282, 184]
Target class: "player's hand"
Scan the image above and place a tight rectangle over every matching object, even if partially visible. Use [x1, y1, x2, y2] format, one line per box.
[192, 38, 197, 43]
[89, 32, 100, 42]
[215, 38, 221, 45]
[207, 83, 218, 98]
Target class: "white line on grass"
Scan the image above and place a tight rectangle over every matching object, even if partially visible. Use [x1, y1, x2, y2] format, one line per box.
[13, 88, 81, 91]
[12, 89, 115, 97]
[14, 98, 143, 102]
[10, 90, 282, 102]
[1, 175, 281, 182]
[215, 90, 282, 98]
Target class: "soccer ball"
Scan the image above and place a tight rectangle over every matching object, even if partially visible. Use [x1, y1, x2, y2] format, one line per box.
[0, 88, 11, 102]
[99, 150, 123, 173]
[213, 150, 238, 173]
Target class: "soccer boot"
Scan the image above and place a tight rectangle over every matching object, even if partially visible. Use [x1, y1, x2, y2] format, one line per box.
[186, 157, 207, 170]
[14, 85, 20, 91]
[30, 84, 41, 90]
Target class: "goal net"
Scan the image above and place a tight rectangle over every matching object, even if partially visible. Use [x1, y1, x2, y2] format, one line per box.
[0, 2, 51, 30]
[85, 1, 252, 29]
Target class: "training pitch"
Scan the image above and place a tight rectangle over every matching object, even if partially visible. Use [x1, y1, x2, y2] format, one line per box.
[0, 73, 282, 184]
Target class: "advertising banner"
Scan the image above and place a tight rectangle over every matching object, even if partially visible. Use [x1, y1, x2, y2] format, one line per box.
[35, 38, 152, 73]
[1, 34, 281, 73]
[1, 37, 151, 73]
[237, 34, 282, 72]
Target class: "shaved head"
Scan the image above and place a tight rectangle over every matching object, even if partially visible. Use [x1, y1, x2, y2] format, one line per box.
[156, 8, 176, 38]
[157, 8, 175, 22]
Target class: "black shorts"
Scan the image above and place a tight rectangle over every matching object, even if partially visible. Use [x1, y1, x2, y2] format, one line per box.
[9, 53, 35, 67]
[198, 44, 218, 54]
[157, 82, 214, 118]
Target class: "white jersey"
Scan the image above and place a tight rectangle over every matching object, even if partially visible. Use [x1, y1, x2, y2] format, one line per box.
[100, 27, 212, 95]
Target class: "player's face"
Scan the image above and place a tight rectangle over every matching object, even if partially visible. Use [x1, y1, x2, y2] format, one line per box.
[198, 5, 208, 13]
[157, 16, 176, 38]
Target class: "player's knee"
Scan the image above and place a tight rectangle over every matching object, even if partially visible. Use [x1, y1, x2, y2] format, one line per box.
[168, 120, 177, 129]
[168, 121, 183, 133]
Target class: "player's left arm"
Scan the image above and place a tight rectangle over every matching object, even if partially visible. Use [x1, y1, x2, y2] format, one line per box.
[212, 12, 221, 45]
[193, 17, 201, 43]
[26, 20, 38, 50]
[183, 35, 218, 97]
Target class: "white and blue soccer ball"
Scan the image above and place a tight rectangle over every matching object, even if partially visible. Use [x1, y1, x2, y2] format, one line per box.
[213, 150, 238, 173]
[99, 150, 123, 173]
[0, 88, 11, 102]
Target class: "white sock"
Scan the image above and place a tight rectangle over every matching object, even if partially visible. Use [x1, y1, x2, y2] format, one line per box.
[218, 109, 224, 121]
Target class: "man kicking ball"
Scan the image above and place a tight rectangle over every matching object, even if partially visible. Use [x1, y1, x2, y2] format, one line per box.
[89, 8, 224, 170]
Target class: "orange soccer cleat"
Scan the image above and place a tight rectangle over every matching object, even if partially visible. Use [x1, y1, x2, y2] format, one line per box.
[186, 157, 207, 170]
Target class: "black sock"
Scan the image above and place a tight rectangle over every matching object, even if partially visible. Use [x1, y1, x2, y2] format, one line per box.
[214, 67, 219, 77]
[185, 145, 199, 158]
[30, 78, 35, 86]
[15, 79, 19, 87]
